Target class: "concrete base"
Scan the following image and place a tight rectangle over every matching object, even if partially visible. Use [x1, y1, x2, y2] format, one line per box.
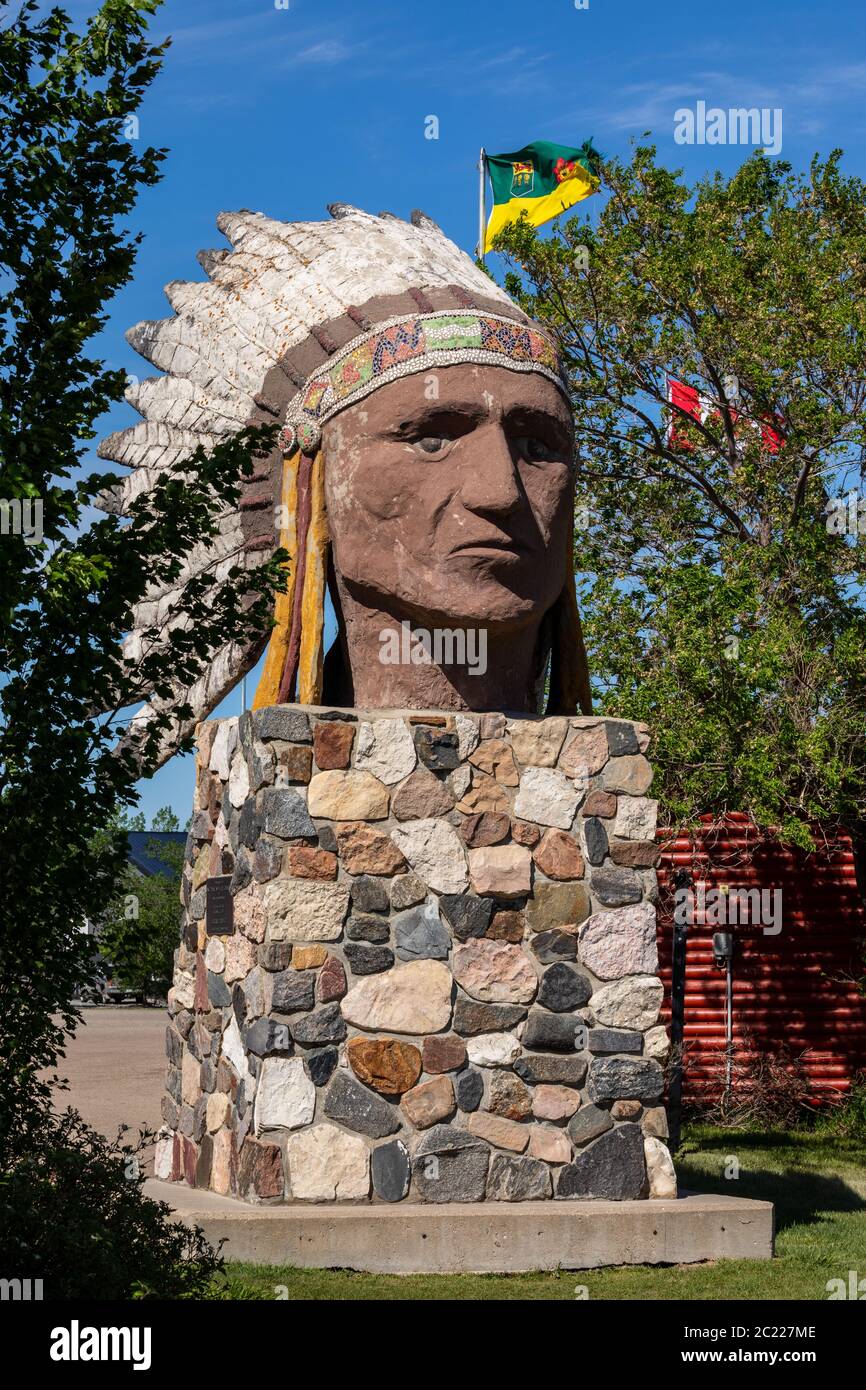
[145, 1179, 774, 1274]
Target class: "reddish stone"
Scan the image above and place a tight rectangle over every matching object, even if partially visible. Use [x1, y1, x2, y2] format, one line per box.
[485, 909, 525, 943]
[194, 953, 208, 1013]
[238, 1138, 285, 1199]
[277, 744, 313, 784]
[611, 1099, 642, 1119]
[313, 721, 356, 770]
[347, 1037, 422, 1095]
[469, 738, 519, 786]
[422, 1034, 467, 1073]
[401, 1074, 455, 1128]
[533, 829, 585, 881]
[285, 845, 338, 880]
[609, 839, 660, 868]
[392, 768, 455, 821]
[182, 1137, 198, 1186]
[335, 822, 407, 875]
[583, 790, 617, 818]
[459, 811, 511, 847]
[171, 1133, 183, 1182]
[511, 819, 541, 847]
[318, 954, 347, 1003]
[208, 841, 222, 876]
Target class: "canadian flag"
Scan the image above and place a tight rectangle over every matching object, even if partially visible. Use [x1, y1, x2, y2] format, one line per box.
[666, 377, 782, 453]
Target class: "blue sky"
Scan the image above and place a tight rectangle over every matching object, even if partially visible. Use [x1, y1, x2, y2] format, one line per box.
[90, 0, 866, 823]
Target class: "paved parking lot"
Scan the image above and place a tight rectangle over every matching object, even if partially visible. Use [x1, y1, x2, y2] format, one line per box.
[53, 1007, 166, 1145]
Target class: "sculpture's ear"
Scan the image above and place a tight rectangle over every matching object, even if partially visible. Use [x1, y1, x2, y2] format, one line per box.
[546, 577, 592, 716]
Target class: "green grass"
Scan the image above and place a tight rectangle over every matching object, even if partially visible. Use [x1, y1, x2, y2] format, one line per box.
[208, 1125, 866, 1300]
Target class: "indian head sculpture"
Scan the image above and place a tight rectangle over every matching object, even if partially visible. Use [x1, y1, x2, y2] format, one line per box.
[99, 205, 591, 759]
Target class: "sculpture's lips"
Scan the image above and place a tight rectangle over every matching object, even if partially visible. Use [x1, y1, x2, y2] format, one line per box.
[450, 536, 529, 559]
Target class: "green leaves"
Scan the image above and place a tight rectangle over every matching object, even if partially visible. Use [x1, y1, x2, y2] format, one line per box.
[495, 146, 866, 846]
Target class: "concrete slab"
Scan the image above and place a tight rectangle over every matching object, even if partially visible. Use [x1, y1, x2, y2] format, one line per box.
[145, 1179, 774, 1273]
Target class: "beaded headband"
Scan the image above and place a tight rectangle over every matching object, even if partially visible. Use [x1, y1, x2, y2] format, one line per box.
[279, 309, 566, 455]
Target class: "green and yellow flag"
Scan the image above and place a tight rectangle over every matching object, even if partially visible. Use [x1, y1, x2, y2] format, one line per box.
[483, 139, 601, 253]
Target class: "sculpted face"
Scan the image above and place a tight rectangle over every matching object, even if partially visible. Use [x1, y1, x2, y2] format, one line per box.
[323, 363, 574, 630]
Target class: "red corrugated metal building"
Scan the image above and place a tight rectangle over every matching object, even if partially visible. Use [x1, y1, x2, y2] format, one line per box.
[656, 815, 866, 1102]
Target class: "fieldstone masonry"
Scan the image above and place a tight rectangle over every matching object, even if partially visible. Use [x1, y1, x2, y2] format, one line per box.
[155, 707, 677, 1205]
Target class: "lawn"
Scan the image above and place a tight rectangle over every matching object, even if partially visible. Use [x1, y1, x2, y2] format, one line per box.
[206, 1124, 866, 1300]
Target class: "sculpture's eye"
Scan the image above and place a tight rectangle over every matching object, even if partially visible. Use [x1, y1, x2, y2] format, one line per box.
[516, 436, 555, 462]
[415, 436, 448, 455]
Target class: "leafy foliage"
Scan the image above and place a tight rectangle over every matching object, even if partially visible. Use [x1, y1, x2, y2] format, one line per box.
[494, 147, 866, 847]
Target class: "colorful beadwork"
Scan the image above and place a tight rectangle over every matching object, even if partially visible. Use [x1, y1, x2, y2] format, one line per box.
[283, 310, 565, 452]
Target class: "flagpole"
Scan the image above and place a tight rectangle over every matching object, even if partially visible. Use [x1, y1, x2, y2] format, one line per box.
[478, 147, 487, 261]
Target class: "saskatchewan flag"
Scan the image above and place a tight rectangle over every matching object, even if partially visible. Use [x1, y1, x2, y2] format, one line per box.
[483, 139, 601, 253]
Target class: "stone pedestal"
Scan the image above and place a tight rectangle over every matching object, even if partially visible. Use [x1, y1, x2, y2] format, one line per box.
[156, 706, 675, 1206]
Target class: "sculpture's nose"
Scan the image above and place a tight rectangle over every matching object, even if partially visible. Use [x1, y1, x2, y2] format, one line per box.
[458, 421, 522, 517]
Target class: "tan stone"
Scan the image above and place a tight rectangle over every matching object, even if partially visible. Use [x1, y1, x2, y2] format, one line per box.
[466, 1111, 529, 1153]
[469, 738, 519, 786]
[642, 1106, 669, 1139]
[611, 1099, 642, 1119]
[263, 877, 350, 942]
[206, 1091, 231, 1132]
[559, 724, 609, 778]
[292, 944, 327, 969]
[307, 770, 390, 820]
[211, 1128, 233, 1195]
[335, 822, 407, 875]
[340, 959, 453, 1035]
[533, 828, 585, 881]
[390, 818, 468, 894]
[392, 767, 455, 821]
[645, 1136, 677, 1198]
[284, 845, 338, 880]
[192, 848, 210, 891]
[468, 844, 532, 898]
[455, 772, 510, 815]
[525, 880, 590, 933]
[182, 1049, 200, 1105]
[401, 1074, 455, 1128]
[233, 884, 267, 943]
[287, 1124, 369, 1201]
[276, 744, 313, 784]
[507, 717, 569, 767]
[452, 938, 537, 1005]
[346, 1036, 422, 1095]
[528, 1125, 573, 1164]
[223, 930, 257, 982]
[532, 1085, 581, 1122]
[313, 721, 355, 770]
[487, 1071, 532, 1120]
[602, 754, 654, 795]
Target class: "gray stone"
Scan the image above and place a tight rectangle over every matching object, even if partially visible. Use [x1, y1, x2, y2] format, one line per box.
[270, 970, 316, 1014]
[255, 707, 311, 743]
[230, 851, 252, 894]
[243, 1017, 293, 1057]
[165, 1026, 183, 1067]
[414, 728, 460, 771]
[260, 787, 316, 840]
[587, 1027, 643, 1055]
[371, 1139, 411, 1202]
[487, 1153, 552, 1201]
[394, 901, 450, 961]
[258, 942, 293, 972]
[189, 886, 207, 921]
[350, 875, 390, 914]
[587, 1056, 664, 1103]
[238, 799, 262, 851]
[346, 913, 391, 944]
[590, 866, 643, 907]
[207, 971, 231, 1008]
[344, 943, 395, 975]
[583, 817, 608, 866]
[439, 893, 494, 941]
[455, 1067, 484, 1112]
[514, 1054, 588, 1087]
[252, 838, 283, 882]
[318, 824, 338, 853]
[390, 872, 426, 910]
[453, 997, 527, 1036]
[323, 1071, 401, 1138]
[556, 1123, 646, 1199]
[530, 929, 578, 964]
[522, 1008, 587, 1052]
[290, 1004, 346, 1046]
[307, 1047, 338, 1086]
[411, 1124, 490, 1203]
[537, 963, 592, 1013]
[605, 721, 640, 756]
[567, 1103, 614, 1147]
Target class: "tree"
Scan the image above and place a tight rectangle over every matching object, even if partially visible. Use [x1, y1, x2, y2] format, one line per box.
[100, 808, 185, 998]
[0, 0, 280, 1161]
[494, 146, 866, 848]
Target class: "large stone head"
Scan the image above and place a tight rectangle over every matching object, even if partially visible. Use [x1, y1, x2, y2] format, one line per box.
[99, 205, 590, 758]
